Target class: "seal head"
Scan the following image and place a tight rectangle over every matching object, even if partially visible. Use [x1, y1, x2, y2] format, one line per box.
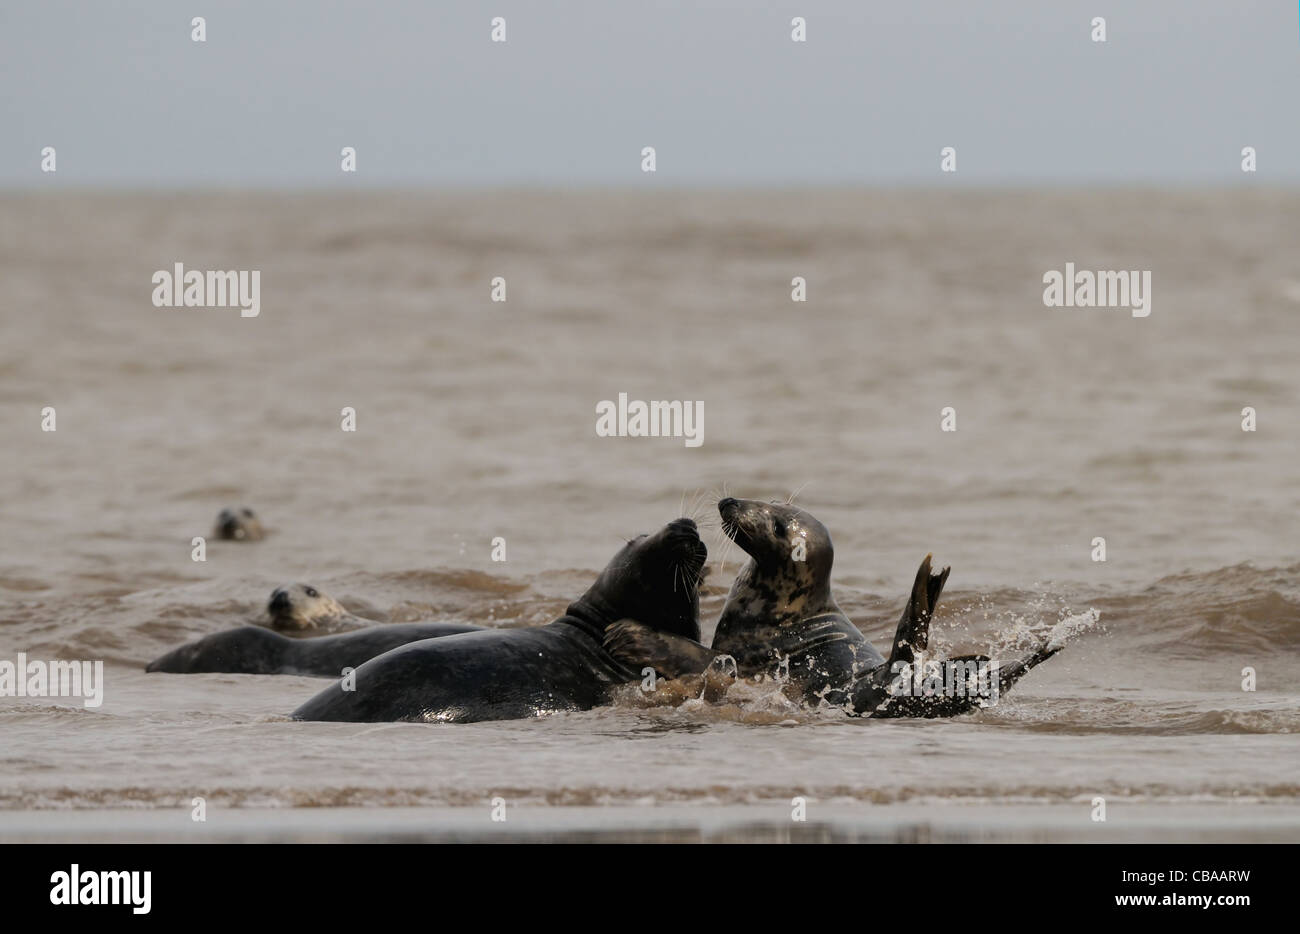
[215, 507, 264, 541]
[715, 496, 834, 632]
[580, 517, 706, 642]
[267, 583, 350, 632]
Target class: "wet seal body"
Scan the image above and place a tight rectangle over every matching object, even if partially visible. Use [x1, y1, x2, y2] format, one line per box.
[292, 518, 707, 724]
[145, 622, 483, 676]
[146, 582, 483, 676]
[605, 498, 1060, 718]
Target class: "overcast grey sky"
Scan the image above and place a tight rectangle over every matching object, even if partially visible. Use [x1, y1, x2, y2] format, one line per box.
[3, 0, 1297, 187]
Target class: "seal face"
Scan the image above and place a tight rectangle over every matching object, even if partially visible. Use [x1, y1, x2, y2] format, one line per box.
[145, 583, 485, 676]
[267, 583, 351, 632]
[290, 518, 707, 723]
[582, 518, 707, 641]
[215, 507, 264, 541]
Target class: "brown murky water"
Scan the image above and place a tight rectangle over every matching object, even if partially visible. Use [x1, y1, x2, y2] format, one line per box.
[1, 190, 1297, 840]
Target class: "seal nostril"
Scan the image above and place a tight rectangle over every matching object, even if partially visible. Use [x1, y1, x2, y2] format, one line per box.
[718, 497, 738, 512]
[671, 518, 697, 531]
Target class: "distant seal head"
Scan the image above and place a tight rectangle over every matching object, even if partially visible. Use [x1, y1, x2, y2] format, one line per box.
[291, 518, 707, 723]
[215, 507, 264, 541]
[146, 582, 485, 676]
[606, 498, 1060, 718]
[267, 583, 352, 632]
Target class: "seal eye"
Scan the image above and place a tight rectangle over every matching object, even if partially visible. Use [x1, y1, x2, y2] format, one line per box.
[305, 587, 319, 598]
[773, 519, 787, 538]
[242, 508, 255, 517]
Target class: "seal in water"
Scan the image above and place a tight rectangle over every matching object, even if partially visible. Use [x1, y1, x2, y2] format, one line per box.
[267, 582, 368, 633]
[291, 518, 708, 723]
[146, 583, 485, 676]
[215, 506, 264, 541]
[604, 497, 1060, 718]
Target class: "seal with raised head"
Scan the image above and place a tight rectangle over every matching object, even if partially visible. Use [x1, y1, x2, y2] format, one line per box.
[214, 506, 264, 541]
[266, 582, 365, 633]
[291, 518, 708, 723]
[604, 497, 1060, 718]
[146, 582, 485, 676]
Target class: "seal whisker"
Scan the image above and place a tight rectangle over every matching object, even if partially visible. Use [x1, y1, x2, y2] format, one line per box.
[688, 489, 711, 524]
[714, 523, 738, 578]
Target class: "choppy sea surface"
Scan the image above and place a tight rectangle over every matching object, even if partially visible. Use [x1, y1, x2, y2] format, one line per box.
[1, 190, 1297, 841]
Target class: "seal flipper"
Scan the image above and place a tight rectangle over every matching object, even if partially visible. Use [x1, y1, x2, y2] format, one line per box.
[886, 554, 950, 668]
[865, 646, 1063, 718]
[866, 653, 992, 719]
[994, 644, 1061, 695]
[847, 556, 950, 715]
[603, 619, 720, 680]
[850, 558, 1063, 718]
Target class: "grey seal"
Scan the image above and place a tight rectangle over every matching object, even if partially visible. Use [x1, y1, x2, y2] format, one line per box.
[291, 518, 707, 723]
[146, 582, 484, 676]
